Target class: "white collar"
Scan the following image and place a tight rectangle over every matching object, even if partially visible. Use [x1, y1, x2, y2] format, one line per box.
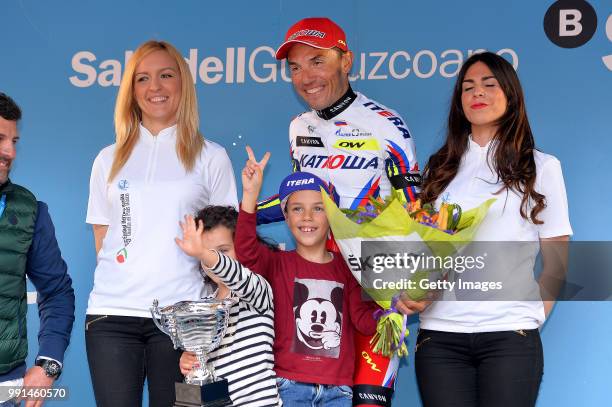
[139, 123, 177, 144]
[467, 134, 499, 158]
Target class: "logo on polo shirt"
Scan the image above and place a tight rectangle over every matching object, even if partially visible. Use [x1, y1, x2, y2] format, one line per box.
[118, 179, 129, 190]
[118, 190, 133, 264]
[116, 248, 128, 263]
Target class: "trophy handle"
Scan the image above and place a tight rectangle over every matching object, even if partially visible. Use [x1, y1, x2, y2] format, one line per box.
[150, 299, 170, 336]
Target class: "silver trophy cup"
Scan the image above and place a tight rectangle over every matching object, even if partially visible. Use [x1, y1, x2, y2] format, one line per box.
[151, 298, 236, 407]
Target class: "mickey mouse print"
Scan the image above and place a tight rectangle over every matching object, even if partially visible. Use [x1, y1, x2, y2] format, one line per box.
[292, 278, 344, 359]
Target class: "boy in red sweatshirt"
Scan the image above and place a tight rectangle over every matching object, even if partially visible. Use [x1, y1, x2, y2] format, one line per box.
[237, 147, 377, 406]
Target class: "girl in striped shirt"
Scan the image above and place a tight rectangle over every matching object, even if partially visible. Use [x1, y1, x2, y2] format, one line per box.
[175, 206, 281, 406]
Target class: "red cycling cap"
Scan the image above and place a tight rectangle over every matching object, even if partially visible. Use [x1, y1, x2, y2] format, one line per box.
[275, 17, 349, 60]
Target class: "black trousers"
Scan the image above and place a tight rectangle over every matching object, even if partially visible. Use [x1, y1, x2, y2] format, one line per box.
[85, 314, 183, 407]
[415, 328, 543, 407]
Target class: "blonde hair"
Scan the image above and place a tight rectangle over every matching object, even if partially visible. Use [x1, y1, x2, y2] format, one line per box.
[109, 40, 203, 182]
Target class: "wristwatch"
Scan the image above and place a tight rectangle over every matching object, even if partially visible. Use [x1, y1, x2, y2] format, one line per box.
[35, 358, 62, 379]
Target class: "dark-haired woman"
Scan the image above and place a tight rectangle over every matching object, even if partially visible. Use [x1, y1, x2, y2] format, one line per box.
[411, 52, 571, 406]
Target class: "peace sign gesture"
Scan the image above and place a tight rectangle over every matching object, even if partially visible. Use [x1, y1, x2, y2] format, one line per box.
[245, 145, 270, 170]
[241, 146, 271, 212]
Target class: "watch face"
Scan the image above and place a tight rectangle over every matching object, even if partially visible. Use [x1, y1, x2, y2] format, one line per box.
[37, 360, 61, 378]
[46, 361, 61, 376]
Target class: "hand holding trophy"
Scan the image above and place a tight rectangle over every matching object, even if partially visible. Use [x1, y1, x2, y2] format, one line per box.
[151, 298, 236, 407]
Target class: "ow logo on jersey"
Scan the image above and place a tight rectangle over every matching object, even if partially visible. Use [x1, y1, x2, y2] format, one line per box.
[333, 138, 380, 151]
[300, 154, 379, 170]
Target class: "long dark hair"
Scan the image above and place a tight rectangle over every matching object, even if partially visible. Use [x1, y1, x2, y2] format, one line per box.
[420, 52, 546, 224]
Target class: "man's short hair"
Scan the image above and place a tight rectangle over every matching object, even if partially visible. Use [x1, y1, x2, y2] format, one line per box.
[332, 47, 347, 58]
[0, 92, 22, 121]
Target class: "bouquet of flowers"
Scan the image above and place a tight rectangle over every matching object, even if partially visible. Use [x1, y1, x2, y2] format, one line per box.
[322, 189, 495, 357]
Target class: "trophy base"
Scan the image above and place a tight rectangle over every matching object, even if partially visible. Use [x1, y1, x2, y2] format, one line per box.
[174, 380, 232, 407]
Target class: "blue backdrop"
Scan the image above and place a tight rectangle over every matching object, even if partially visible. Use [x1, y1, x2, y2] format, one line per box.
[1, 0, 610, 405]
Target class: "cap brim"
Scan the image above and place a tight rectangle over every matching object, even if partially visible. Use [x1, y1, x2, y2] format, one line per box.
[275, 39, 334, 60]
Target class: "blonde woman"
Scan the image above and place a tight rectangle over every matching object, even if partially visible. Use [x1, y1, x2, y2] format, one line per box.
[84, 40, 237, 407]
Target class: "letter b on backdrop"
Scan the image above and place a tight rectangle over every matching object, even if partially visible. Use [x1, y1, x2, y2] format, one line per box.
[544, 0, 597, 48]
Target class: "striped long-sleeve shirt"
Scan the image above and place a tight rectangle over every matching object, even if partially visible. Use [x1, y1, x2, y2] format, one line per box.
[205, 252, 281, 407]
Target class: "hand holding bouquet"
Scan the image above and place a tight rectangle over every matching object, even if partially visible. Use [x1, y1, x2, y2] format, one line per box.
[323, 190, 495, 357]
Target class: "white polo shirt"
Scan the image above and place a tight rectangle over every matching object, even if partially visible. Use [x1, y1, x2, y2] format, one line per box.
[86, 124, 238, 317]
[420, 137, 572, 332]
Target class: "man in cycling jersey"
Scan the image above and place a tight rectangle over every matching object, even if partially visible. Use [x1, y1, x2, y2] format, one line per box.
[257, 17, 422, 406]
[257, 17, 421, 225]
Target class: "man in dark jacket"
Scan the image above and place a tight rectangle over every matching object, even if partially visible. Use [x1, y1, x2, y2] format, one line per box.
[0, 92, 74, 407]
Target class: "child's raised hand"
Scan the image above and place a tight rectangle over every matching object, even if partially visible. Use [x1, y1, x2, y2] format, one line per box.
[242, 145, 270, 197]
[175, 215, 205, 258]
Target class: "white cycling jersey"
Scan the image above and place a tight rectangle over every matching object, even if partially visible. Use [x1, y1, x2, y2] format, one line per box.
[258, 88, 420, 223]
